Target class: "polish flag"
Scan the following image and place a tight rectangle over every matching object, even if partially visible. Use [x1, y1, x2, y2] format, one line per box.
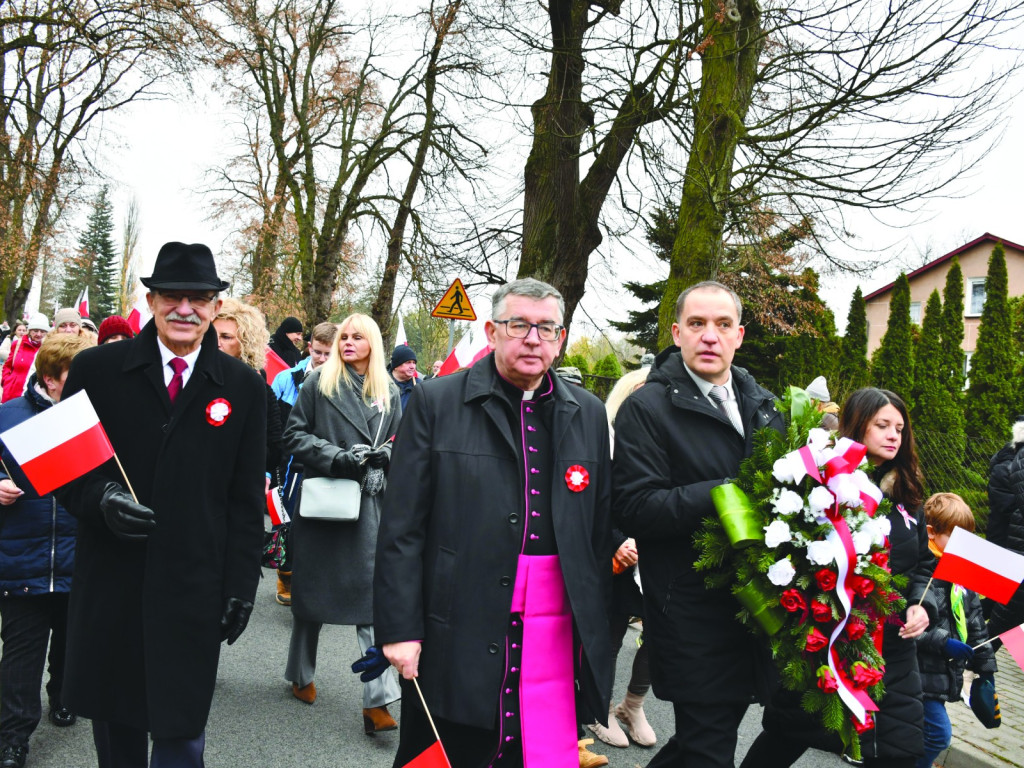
[437, 319, 490, 376]
[77, 286, 90, 318]
[403, 741, 450, 768]
[998, 623, 1024, 673]
[0, 391, 115, 496]
[264, 347, 290, 383]
[266, 487, 290, 526]
[126, 292, 150, 334]
[933, 527, 1024, 605]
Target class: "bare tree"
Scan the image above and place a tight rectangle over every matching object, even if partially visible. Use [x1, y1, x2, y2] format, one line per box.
[118, 196, 140, 315]
[0, 0, 199, 319]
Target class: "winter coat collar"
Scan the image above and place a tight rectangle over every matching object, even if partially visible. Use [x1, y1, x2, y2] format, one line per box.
[647, 345, 771, 413]
[307, 367, 391, 446]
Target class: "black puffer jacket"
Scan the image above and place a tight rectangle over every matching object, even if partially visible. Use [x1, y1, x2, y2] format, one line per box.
[612, 347, 784, 704]
[989, 423, 1024, 636]
[917, 574, 996, 701]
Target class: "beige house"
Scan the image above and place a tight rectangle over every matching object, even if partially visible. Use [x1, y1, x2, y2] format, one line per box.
[863, 233, 1024, 370]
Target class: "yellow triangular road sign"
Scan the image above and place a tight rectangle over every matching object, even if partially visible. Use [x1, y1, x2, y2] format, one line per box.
[431, 278, 476, 321]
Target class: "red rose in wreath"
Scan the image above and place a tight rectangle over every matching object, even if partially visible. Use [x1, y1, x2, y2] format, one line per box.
[780, 589, 806, 613]
[851, 662, 884, 690]
[565, 465, 589, 493]
[852, 713, 875, 735]
[816, 666, 839, 693]
[811, 600, 832, 623]
[870, 551, 889, 569]
[845, 616, 867, 641]
[815, 568, 837, 592]
[805, 627, 828, 653]
[852, 575, 875, 598]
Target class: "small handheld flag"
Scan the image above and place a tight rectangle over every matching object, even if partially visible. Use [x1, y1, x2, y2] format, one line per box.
[266, 487, 290, 526]
[402, 679, 451, 768]
[0, 390, 115, 495]
[998, 623, 1024, 673]
[933, 527, 1024, 605]
[265, 347, 290, 383]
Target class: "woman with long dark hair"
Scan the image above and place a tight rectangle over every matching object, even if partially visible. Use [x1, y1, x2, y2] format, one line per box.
[741, 388, 936, 768]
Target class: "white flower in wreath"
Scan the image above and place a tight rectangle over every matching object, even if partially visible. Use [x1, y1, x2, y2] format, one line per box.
[851, 529, 873, 555]
[772, 457, 798, 484]
[806, 427, 831, 453]
[808, 485, 835, 515]
[767, 557, 797, 586]
[828, 473, 862, 508]
[764, 520, 792, 548]
[773, 489, 804, 516]
[805, 540, 836, 566]
[868, 515, 891, 542]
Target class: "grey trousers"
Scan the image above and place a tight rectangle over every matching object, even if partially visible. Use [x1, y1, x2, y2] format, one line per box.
[285, 617, 400, 708]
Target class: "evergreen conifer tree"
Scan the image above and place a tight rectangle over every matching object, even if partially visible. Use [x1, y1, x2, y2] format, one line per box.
[60, 187, 119, 319]
[871, 273, 914, 405]
[910, 291, 950, 490]
[592, 353, 623, 379]
[838, 287, 870, 400]
[965, 243, 1015, 449]
[933, 257, 967, 464]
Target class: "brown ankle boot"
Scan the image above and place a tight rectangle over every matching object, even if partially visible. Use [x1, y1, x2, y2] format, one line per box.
[291, 681, 316, 704]
[276, 571, 292, 605]
[363, 705, 398, 734]
[578, 738, 609, 768]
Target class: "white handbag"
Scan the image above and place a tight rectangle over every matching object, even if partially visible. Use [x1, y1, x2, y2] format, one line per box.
[298, 411, 386, 522]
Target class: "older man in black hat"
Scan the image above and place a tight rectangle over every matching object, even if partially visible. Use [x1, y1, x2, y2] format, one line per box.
[56, 242, 267, 768]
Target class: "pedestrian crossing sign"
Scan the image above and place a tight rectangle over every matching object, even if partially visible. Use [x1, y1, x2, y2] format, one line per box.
[431, 278, 476, 321]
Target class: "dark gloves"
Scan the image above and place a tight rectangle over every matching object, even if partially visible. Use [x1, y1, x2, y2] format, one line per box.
[362, 449, 389, 469]
[100, 482, 156, 541]
[944, 638, 974, 662]
[220, 597, 253, 645]
[970, 672, 1000, 728]
[331, 451, 358, 477]
[351, 645, 390, 682]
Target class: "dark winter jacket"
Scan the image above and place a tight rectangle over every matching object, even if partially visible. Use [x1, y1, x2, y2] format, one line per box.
[917, 573, 996, 701]
[988, 422, 1024, 636]
[392, 372, 417, 411]
[0, 377, 77, 597]
[268, 321, 302, 368]
[375, 353, 614, 729]
[611, 346, 784, 704]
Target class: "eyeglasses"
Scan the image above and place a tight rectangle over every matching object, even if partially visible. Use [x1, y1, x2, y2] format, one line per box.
[156, 292, 218, 309]
[493, 319, 564, 341]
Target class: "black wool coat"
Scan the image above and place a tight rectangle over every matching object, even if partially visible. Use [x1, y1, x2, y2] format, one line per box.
[56, 320, 266, 739]
[612, 347, 783, 704]
[374, 354, 613, 730]
[989, 435, 1024, 636]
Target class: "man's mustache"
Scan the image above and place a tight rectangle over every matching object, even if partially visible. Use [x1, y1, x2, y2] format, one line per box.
[166, 311, 201, 326]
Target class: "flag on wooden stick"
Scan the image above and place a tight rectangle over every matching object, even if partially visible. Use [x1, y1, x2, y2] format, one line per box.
[933, 527, 1024, 604]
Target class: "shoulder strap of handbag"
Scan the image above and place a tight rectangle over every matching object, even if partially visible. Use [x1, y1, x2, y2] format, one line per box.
[371, 405, 386, 449]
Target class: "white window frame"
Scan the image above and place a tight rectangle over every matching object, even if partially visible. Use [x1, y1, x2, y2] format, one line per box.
[966, 277, 986, 317]
[909, 301, 922, 325]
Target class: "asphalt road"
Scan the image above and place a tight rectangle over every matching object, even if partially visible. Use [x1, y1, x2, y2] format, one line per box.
[25, 568, 846, 768]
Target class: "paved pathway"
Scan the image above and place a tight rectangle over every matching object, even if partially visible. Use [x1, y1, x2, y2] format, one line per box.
[15, 570, 1022, 767]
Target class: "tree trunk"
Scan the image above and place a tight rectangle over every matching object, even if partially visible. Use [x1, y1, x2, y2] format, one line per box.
[657, 0, 763, 347]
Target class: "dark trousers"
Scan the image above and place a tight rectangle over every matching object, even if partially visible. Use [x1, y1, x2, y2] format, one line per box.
[0, 592, 69, 747]
[609, 612, 650, 696]
[645, 701, 748, 768]
[92, 721, 206, 768]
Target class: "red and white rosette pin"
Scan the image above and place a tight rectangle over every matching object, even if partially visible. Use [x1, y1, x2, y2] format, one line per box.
[565, 464, 589, 493]
[206, 398, 232, 427]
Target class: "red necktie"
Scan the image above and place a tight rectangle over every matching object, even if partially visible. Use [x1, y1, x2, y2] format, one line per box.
[167, 357, 187, 403]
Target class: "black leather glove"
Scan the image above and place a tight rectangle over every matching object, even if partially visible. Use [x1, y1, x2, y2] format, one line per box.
[351, 645, 390, 682]
[331, 451, 358, 477]
[99, 482, 156, 541]
[220, 597, 253, 645]
[362, 448, 389, 469]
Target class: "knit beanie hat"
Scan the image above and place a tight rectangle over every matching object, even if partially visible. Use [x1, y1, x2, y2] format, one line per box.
[26, 313, 51, 332]
[390, 345, 417, 369]
[53, 308, 82, 328]
[278, 316, 303, 335]
[98, 315, 135, 344]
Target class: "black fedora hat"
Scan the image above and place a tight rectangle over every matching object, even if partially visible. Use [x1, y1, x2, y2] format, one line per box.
[140, 242, 230, 292]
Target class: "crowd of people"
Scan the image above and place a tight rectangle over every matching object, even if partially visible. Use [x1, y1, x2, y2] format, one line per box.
[0, 243, 1021, 768]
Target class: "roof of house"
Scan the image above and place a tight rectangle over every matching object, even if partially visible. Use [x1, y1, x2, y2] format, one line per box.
[863, 232, 1024, 301]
